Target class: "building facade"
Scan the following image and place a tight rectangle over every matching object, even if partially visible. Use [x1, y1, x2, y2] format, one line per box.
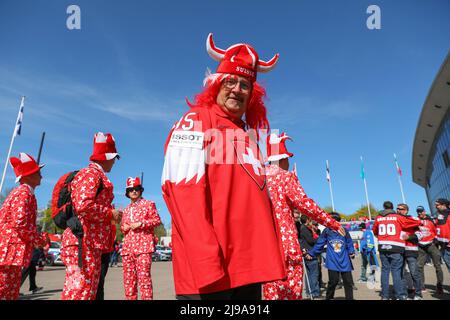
[413, 53, 450, 216]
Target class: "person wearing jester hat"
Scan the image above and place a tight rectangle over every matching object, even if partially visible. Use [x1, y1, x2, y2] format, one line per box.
[121, 177, 161, 300]
[0, 153, 49, 300]
[263, 133, 346, 300]
[162, 33, 286, 299]
[61, 132, 122, 300]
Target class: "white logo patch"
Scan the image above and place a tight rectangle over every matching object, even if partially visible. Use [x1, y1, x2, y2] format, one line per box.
[169, 131, 204, 149]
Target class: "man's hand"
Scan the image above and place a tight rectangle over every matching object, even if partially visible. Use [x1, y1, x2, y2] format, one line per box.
[337, 226, 346, 237]
[130, 222, 143, 230]
[349, 253, 355, 259]
[122, 223, 130, 232]
[304, 253, 313, 260]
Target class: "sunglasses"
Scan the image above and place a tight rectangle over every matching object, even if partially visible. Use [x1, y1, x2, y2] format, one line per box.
[396, 207, 406, 211]
[127, 187, 141, 193]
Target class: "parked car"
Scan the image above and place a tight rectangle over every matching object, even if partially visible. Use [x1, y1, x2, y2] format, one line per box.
[46, 241, 63, 266]
[152, 245, 172, 262]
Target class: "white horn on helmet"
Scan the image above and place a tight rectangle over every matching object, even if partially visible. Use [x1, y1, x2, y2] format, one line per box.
[206, 33, 226, 62]
[257, 54, 279, 73]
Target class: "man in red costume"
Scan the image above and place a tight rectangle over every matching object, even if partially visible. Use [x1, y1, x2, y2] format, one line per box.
[121, 177, 161, 300]
[162, 33, 286, 299]
[262, 133, 345, 300]
[0, 153, 48, 300]
[61, 132, 122, 300]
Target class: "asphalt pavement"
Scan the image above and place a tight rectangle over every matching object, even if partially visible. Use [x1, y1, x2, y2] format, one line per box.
[18, 254, 450, 300]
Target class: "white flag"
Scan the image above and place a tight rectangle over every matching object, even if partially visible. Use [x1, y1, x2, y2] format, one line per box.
[326, 160, 331, 182]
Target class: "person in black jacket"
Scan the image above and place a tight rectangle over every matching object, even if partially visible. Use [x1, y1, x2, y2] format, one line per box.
[298, 215, 321, 298]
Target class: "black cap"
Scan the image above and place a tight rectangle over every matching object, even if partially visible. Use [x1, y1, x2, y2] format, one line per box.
[416, 206, 425, 213]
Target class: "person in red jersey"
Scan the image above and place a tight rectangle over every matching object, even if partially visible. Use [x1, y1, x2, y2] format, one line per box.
[162, 33, 286, 299]
[372, 201, 421, 300]
[61, 132, 122, 300]
[435, 198, 450, 277]
[416, 205, 444, 294]
[262, 133, 345, 300]
[396, 204, 423, 300]
[0, 153, 48, 300]
[121, 177, 161, 300]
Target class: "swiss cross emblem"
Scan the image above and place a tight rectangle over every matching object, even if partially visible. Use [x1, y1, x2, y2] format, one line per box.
[233, 140, 265, 189]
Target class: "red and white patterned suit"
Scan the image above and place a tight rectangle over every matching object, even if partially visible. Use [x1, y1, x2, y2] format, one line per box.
[61, 162, 114, 300]
[262, 165, 341, 300]
[0, 184, 47, 300]
[121, 198, 161, 300]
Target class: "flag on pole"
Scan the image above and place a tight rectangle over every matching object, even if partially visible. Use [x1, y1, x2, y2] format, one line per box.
[13, 97, 25, 137]
[394, 153, 402, 176]
[360, 158, 365, 180]
[326, 160, 331, 182]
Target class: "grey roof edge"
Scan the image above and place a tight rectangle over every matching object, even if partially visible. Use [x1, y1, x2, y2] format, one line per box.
[412, 52, 450, 188]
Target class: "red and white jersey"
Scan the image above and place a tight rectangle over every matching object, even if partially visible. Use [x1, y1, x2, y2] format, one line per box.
[372, 212, 421, 253]
[404, 229, 423, 253]
[0, 184, 47, 267]
[266, 165, 341, 263]
[418, 217, 437, 246]
[436, 209, 450, 247]
[121, 198, 161, 256]
[161, 104, 286, 294]
[62, 162, 114, 251]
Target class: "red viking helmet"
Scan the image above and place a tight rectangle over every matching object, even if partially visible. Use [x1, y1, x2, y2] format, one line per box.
[206, 33, 279, 82]
[9, 152, 45, 183]
[89, 132, 120, 162]
[126, 177, 141, 189]
[266, 132, 294, 162]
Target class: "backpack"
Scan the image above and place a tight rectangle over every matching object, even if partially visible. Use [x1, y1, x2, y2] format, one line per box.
[51, 170, 103, 268]
[51, 170, 103, 236]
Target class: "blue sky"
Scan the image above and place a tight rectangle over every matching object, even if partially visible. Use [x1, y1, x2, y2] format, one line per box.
[0, 0, 449, 228]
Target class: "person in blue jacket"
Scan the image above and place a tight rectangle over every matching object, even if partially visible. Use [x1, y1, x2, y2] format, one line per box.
[306, 212, 355, 300]
[358, 222, 379, 283]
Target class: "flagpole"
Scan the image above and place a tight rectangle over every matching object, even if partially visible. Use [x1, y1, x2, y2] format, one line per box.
[394, 153, 406, 204]
[0, 96, 25, 195]
[37, 132, 46, 165]
[361, 156, 372, 220]
[326, 160, 335, 212]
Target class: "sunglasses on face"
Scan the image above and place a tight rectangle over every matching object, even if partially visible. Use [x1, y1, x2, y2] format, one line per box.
[396, 208, 406, 211]
[127, 187, 141, 193]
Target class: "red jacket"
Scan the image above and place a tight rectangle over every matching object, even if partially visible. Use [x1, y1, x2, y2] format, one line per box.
[162, 104, 286, 294]
[0, 184, 47, 267]
[266, 165, 341, 263]
[62, 162, 114, 251]
[419, 217, 437, 247]
[372, 210, 421, 253]
[436, 209, 450, 248]
[121, 198, 161, 255]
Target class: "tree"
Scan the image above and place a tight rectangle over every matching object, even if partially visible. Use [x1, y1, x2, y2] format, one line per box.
[322, 206, 333, 213]
[154, 224, 167, 240]
[40, 201, 64, 234]
[0, 187, 13, 206]
[345, 204, 378, 221]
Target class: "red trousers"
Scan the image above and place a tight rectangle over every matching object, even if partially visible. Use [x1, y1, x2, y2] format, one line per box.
[0, 265, 21, 300]
[61, 245, 102, 300]
[263, 262, 303, 300]
[122, 253, 153, 300]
